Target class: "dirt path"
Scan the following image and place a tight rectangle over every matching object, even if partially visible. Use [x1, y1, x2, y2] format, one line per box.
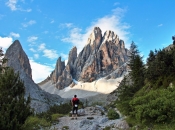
[49, 107, 129, 130]
[53, 115, 103, 130]
[51, 107, 103, 130]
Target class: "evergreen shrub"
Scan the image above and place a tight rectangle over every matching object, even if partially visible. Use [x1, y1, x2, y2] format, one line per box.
[22, 116, 50, 130]
[107, 109, 120, 120]
[0, 68, 32, 130]
[130, 88, 175, 124]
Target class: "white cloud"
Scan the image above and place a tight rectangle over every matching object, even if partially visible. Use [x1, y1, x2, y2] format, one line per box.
[6, 0, 32, 12]
[59, 53, 68, 65]
[22, 20, 36, 27]
[30, 59, 53, 83]
[27, 36, 38, 42]
[20, 8, 32, 12]
[60, 23, 73, 28]
[50, 20, 55, 24]
[34, 54, 39, 59]
[28, 20, 36, 24]
[62, 7, 130, 53]
[61, 28, 85, 53]
[43, 31, 48, 34]
[38, 43, 58, 59]
[112, 7, 127, 18]
[158, 24, 163, 27]
[60, 53, 68, 60]
[6, 0, 17, 11]
[65, 59, 68, 65]
[10, 32, 20, 38]
[38, 43, 46, 50]
[0, 37, 13, 51]
[29, 48, 36, 52]
[114, 2, 120, 6]
[43, 49, 58, 59]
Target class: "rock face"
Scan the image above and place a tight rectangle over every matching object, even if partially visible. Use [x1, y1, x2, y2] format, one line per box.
[50, 56, 73, 89]
[49, 47, 78, 89]
[4, 40, 63, 113]
[48, 27, 129, 89]
[4, 40, 32, 78]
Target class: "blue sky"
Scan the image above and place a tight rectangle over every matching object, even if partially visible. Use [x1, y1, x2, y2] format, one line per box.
[0, 0, 175, 83]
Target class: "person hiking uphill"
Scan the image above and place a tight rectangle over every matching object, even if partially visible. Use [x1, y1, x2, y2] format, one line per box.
[71, 95, 79, 119]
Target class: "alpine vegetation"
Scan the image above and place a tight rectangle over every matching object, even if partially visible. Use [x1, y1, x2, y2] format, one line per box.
[0, 48, 32, 130]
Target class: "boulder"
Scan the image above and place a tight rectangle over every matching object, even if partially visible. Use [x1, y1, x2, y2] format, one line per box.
[97, 117, 109, 124]
[78, 109, 86, 116]
[70, 108, 85, 116]
[95, 105, 105, 112]
[113, 120, 129, 130]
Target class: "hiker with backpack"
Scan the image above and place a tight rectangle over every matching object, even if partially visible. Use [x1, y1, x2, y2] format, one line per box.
[71, 95, 79, 119]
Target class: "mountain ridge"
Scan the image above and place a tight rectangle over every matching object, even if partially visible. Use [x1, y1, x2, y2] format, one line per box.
[42, 27, 130, 91]
[39, 27, 130, 98]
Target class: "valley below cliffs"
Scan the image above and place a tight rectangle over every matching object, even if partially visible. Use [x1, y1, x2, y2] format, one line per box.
[4, 27, 130, 113]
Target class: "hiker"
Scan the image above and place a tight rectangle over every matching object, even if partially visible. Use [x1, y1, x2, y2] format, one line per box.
[71, 95, 79, 119]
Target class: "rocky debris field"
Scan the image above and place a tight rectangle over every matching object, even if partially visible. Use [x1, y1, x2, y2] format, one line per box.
[50, 106, 129, 130]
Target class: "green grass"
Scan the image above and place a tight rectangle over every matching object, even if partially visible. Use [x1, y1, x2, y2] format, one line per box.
[90, 101, 104, 106]
[126, 116, 175, 130]
[107, 109, 120, 120]
[22, 102, 73, 130]
[153, 123, 175, 130]
[51, 113, 64, 122]
[103, 126, 111, 130]
[22, 116, 51, 130]
[129, 123, 175, 130]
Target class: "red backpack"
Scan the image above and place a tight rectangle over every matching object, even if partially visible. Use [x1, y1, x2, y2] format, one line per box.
[72, 97, 79, 106]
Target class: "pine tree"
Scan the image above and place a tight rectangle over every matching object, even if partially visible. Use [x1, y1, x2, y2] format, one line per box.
[128, 41, 145, 90]
[116, 41, 145, 115]
[0, 48, 32, 130]
[0, 48, 8, 72]
[146, 46, 175, 87]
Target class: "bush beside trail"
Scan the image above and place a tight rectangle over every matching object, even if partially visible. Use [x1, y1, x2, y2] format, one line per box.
[116, 41, 175, 129]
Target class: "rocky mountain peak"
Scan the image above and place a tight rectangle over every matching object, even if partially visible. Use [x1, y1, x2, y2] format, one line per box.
[93, 27, 102, 42]
[119, 40, 125, 48]
[50, 57, 65, 84]
[67, 46, 77, 66]
[87, 27, 102, 52]
[9, 40, 22, 49]
[102, 30, 119, 45]
[5, 40, 32, 78]
[44, 27, 130, 90]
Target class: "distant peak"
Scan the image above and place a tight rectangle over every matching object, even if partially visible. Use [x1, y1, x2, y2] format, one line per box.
[104, 30, 115, 35]
[13, 40, 21, 46]
[8, 40, 22, 50]
[71, 46, 77, 50]
[93, 27, 102, 34]
[57, 57, 62, 62]
[5, 40, 32, 78]
[103, 30, 119, 40]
